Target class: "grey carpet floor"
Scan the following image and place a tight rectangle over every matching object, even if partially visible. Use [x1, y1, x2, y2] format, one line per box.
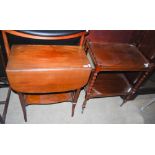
[0, 88, 155, 124]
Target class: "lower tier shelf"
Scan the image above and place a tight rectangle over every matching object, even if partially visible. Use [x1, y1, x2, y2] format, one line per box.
[25, 92, 73, 105]
[89, 73, 131, 98]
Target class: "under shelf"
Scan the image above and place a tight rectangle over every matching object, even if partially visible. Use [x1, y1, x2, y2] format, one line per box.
[25, 92, 73, 105]
[89, 73, 131, 98]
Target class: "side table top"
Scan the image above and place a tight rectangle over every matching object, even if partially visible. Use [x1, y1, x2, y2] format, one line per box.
[88, 42, 150, 71]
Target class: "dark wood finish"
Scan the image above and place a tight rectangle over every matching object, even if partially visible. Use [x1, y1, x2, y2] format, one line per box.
[122, 65, 155, 106]
[72, 89, 81, 117]
[19, 93, 27, 122]
[87, 30, 148, 86]
[88, 42, 149, 71]
[138, 31, 155, 62]
[124, 30, 155, 96]
[89, 73, 131, 98]
[2, 30, 91, 121]
[131, 31, 155, 95]
[88, 30, 134, 43]
[82, 38, 150, 112]
[84, 30, 155, 110]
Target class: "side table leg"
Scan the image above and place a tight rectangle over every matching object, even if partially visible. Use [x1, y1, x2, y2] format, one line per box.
[82, 70, 98, 113]
[72, 89, 81, 117]
[82, 96, 89, 113]
[19, 93, 27, 122]
[121, 66, 154, 106]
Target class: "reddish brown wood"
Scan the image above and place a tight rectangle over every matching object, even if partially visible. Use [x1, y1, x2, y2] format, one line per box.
[82, 69, 98, 112]
[90, 73, 131, 97]
[19, 93, 27, 122]
[7, 45, 89, 69]
[124, 30, 155, 95]
[2, 30, 91, 121]
[72, 89, 81, 117]
[87, 30, 134, 43]
[2, 31, 11, 57]
[122, 65, 155, 106]
[25, 93, 72, 104]
[82, 39, 150, 112]
[138, 30, 155, 62]
[88, 42, 149, 71]
[2, 30, 86, 58]
[6, 45, 91, 93]
[87, 30, 148, 87]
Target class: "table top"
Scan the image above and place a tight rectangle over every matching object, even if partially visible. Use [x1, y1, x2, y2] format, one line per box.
[7, 45, 91, 71]
[6, 45, 91, 93]
[88, 42, 150, 71]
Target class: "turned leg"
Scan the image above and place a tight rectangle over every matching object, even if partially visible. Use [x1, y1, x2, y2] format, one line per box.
[18, 93, 27, 122]
[122, 66, 155, 106]
[82, 70, 98, 113]
[71, 89, 81, 117]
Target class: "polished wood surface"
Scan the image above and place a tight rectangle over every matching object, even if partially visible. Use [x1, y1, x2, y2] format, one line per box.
[89, 73, 131, 98]
[6, 45, 91, 93]
[7, 45, 90, 70]
[87, 30, 134, 43]
[88, 42, 149, 71]
[2, 30, 90, 121]
[82, 36, 150, 112]
[25, 92, 72, 104]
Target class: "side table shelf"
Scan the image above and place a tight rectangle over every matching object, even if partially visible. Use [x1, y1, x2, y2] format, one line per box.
[25, 92, 73, 105]
[89, 73, 131, 98]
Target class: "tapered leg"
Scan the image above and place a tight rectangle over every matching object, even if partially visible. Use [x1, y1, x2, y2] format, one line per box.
[120, 100, 127, 107]
[71, 89, 81, 117]
[18, 93, 27, 122]
[82, 97, 88, 113]
[71, 103, 76, 117]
